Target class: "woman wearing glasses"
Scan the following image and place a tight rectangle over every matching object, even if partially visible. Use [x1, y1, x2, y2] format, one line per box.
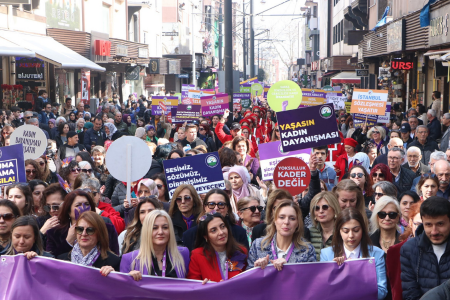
[6, 183, 34, 216]
[237, 197, 264, 246]
[372, 181, 398, 205]
[5, 216, 53, 258]
[59, 160, 81, 189]
[57, 211, 120, 275]
[248, 200, 316, 270]
[309, 192, 341, 260]
[35, 155, 57, 184]
[25, 159, 42, 182]
[363, 126, 387, 155]
[37, 183, 67, 236]
[168, 184, 203, 245]
[120, 197, 162, 254]
[182, 189, 248, 252]
[29, 180, 48, 215]
[46, 190, 119, 257]
[121, 210, 190, 280]
[198, 124, 217, 152]
[1, 125, 14, 146]
[369, 196, 401, 254]
[151, 174, 171, 203]
[187, 211, 247, 283]
[417, 175, 439, 201]
[348, 165, 374, 207]
[320, 207, 387, 300]
[0, 200, 21, 255]
[370, 163, 393, 184]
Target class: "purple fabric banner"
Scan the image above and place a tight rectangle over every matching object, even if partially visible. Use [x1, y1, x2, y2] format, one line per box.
[0, 256, 378, 300]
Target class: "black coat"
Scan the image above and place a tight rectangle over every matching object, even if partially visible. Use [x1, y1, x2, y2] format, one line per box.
[171, 211, 199, 246]
[58, 251, 121, 271]
[393, 166, 417, 194]
[421, 280, 450, 300]
[400, 225, 450, 300]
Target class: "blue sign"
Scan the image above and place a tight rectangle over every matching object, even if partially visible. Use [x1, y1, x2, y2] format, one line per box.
[0, 144, 26, 186]
[163, 152, 225, 197]
[178, 74, 190, 78]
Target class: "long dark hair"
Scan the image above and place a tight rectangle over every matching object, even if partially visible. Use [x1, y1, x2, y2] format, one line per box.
[59, 160, 79, 183]
[6, 183, 34, 216]
[122, 197, 162, 254]
[348, 165, 374, 197]
[25, 159, 43, 181]
[199, 189, 236, 225]
[332, 207, 372, 258]
[151, 173, 170, 201]
[0, 199, 21, 218]
[6, 216, 44, 255]
[193, 212, 244, 267]
[57, 190, 96, 229]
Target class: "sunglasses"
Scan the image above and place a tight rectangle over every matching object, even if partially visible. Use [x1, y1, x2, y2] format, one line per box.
[75, 226, 96, 235]
[315, 204, 329, 211]
[423, 173, 436, 178]
[0, 213, 15, 221]
[81, 169, 92, 174]
[25, 169, 36, 174]
[2, 131, 12, 135]
[372, 131, 380, 134]
[38, 161, 46, 166]
[254, 111, 260, 113]
[377, 211, 399, 219]
[240, 205, 263, 213]
[372, 173, 384, 178]
[43, 204, 62, 212]
[199, 128, 205, 131]
[350, 173, 364, 179]
[25, 116, 31, 119]
[206, 202, 226, 209]
[374, 192, 385, 198]
[340, 120, 345, 123]
[275, 129, 279, 132]
[71, 168, 81, 173]
[156, 184, 163, 189]
[199, 210, 221, 222]
[176, 195, 192, 203]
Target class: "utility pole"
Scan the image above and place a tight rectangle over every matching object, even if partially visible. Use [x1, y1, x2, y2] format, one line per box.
[218, 3, 223, 71]
[243, 0, 246, 79]
[191, 3, 196, 87]
[249, 0, 255, 78]
[225, 0, 233, 111]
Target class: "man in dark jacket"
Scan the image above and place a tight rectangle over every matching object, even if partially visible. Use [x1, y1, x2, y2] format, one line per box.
[400, 123, 414, 149]
[10, 106, 24, 128]
[373, 137, 404, 166]
[35, 90, 49, 112]
[407, 125, 439, 166]
[113, 111, 128, 133]
[38, 103, 56, 125]
[427, 109, 442, 141]
[180, 124, 208, 151]
[403, 146, 430, 177]
[400, 197, 450, 300]
[59, 131, 86, 160]
[388, 147, 417, 194]
[421, 279, 450, 300]
[84, 117, 106, 152]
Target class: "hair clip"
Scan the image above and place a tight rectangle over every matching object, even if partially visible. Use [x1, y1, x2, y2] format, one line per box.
[199, 210, 218, 222]
[57, 174, 71, 193]
[61, 156, 74, 168]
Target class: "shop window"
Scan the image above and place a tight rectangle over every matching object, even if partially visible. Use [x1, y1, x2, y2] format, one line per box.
[102, 4, 111, 35]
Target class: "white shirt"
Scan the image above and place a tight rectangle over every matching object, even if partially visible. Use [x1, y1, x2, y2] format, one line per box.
[344, 243, 361, 259]
[276, 244, 293, 260]
[432, 243, 447, 263]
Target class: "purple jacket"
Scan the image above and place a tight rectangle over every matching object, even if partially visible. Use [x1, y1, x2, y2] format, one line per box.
[120, 246, 190, 278]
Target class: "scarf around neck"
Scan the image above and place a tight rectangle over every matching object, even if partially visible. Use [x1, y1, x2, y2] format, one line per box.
[71, 242, 100, 266]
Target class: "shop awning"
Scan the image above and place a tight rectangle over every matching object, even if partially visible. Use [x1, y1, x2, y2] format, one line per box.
[0, 29, 105, 72]
[0, 37, 35, 57]
[424, 48, 450, 60]
[441, 52, 450, 61]
[331, 71, 361, 84]
[322, 71, 339, 77]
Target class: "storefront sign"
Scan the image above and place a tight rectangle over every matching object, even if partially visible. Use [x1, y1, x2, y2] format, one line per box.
[116, 45, 128, 57]
[149, 59, 160, 74]
[201, 94, 229, 117]
[356, 70, 369, 77]
[125, 66, 140, 80]
[429, 6, 450, 46]
[0, 144, 26, 186]
[387, 19, 405, 52]
[350, 89, 388, 115]
[391, 59, 414, 70]
[162, 32, 179, 36]
[45, 0, 82, 31]
[277, 104, 340, 152]
[299, 89, 327, 107]
[80, 68, 90, 106]
[178, 74, 189, 78]
[138, 48, 149, 58]
[16, 57, 44, 80]
[94, 40, 111, 57]
[273, 157, 311, 195]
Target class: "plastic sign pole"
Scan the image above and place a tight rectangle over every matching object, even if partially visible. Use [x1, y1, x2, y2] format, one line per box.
[126, 144, 132, 206]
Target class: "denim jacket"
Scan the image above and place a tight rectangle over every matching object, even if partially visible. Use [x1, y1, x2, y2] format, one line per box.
[318, 165, 337, 191]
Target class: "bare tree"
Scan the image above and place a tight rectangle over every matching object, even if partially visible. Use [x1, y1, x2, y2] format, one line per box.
[271, 23, 298, 79]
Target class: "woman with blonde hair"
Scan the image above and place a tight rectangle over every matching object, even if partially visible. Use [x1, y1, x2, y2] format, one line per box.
[120, 210, 190, 280]
[248, 200, 316, 270]
[364, 126, 387, 155]
[369, 196, 401, 254]
[332, 179, 370, 225]
[309, 191, 341, 260]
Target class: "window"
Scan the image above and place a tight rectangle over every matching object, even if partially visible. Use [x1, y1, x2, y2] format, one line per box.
[102, 4, 110, 34]
[334, 0, 340, 6]
[333, 20, 344, 44]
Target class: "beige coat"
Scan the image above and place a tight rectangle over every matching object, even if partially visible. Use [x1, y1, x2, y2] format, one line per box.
[431, 99, 442, 120]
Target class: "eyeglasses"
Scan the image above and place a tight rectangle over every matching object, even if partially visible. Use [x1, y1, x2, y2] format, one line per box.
[350, 173, 364, 179]
[374, 192, 385, 198]
[254, 110, 260, 113]
[423, 173, 436, 178]
[315, 204, 329, 211]
[387, 156, 401, 161]
[0, 213, 15, 221]
[81, 169, 92, 174]
[275, 129, 279, 132]
[377, 211, 399, 219]
[75, 226, 96, 235]
[206, 202, 227, 209]
[25, 116, 31, 119]
[199, 128, 205, 131]
[156, 184, 163, 189]
[372, 173, 384, 178]
[38, 161, 46, 166]
[71, 168, 81, 173]
[2, 131, 12, 135]
[240, 205, 263, 213]
[175, 195, 192, 203]
[25, 169, 36, 174]
[43, 203, 63, 212]
[340, 120, 345, 123]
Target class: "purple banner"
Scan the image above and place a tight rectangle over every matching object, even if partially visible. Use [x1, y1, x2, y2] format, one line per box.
[171, 105, 201, 123]
[233, 93, 251, 98]
[202, 103, 229, 117]
[151, 96, 179, 115]
[277, 104, 341, 152]
[182, 84, 196, 99]
[259, 141, 311, 181]
[0, 255, 378, 300]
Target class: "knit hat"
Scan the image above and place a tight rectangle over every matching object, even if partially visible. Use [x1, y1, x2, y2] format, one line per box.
[344, 138, 358, 148]
[67, 131, 78, 139]
[84, 122, 93, 129]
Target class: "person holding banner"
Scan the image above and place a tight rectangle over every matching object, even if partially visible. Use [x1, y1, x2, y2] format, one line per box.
[187, 211, 248, 283]
[57, 211, 121, 274]
[120, 210, 190, 280]
[0, 200, 21, 255]
[320, 207, 387, 300]
[248, 200, 316, 270]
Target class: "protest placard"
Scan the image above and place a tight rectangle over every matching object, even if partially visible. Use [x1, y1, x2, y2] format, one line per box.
[10, 125, 47, 160]
[187, 89, 214, 105]
[299, 89, 327, 107]
[171, 105, 201, 123]
[259, 141, 310, 181]
[201, 93, 229, 117]
[273, 157, 311, 195]
[240, 84, 251, 94]
[350, 89, 388, 115]
[0, 144, 26, 186]
[352, 102, 391, 127]
[163, 152, 225, 197]
[345, 102, 351, 113]
[233, 102, 242, 112]
[251, 83, 264, 97]
[267, 80, 303, 112]
[326, 93, 347, 110]
[151, 96, 178, 115]
[182, 84, 195, 99]
[277, 104, 341, 152]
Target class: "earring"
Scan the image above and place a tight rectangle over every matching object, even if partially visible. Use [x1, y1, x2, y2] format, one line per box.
[314, 217, 317, 221]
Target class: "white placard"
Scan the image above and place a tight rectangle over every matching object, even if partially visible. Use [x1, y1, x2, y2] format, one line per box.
[10, 125, 47, 160]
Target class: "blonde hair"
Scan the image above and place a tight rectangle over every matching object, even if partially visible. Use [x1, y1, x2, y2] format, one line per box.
[262, 200, 308, 250]
[309, 191, 341, 227]
[369, 196, 401, 234]
[367, 126, 386, 140]
[132, 210, 186, 277]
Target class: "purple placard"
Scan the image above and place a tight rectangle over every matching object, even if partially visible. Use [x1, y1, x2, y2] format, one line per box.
[202, 103, 229, 117]
[151, 96, 179, 115]
[277, 104, 341, 152]
[171, 104, 201, 123]
[233, 93, 251, 98]
[259, 141, 311, 180]
[182, 84, 195, 99]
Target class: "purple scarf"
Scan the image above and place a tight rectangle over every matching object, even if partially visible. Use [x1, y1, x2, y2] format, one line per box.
[182, 214, 195, 229]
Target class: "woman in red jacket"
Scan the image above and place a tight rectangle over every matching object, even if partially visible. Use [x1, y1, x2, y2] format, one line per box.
[334, 138, 358, 182]
[187, 211, 247, 283]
